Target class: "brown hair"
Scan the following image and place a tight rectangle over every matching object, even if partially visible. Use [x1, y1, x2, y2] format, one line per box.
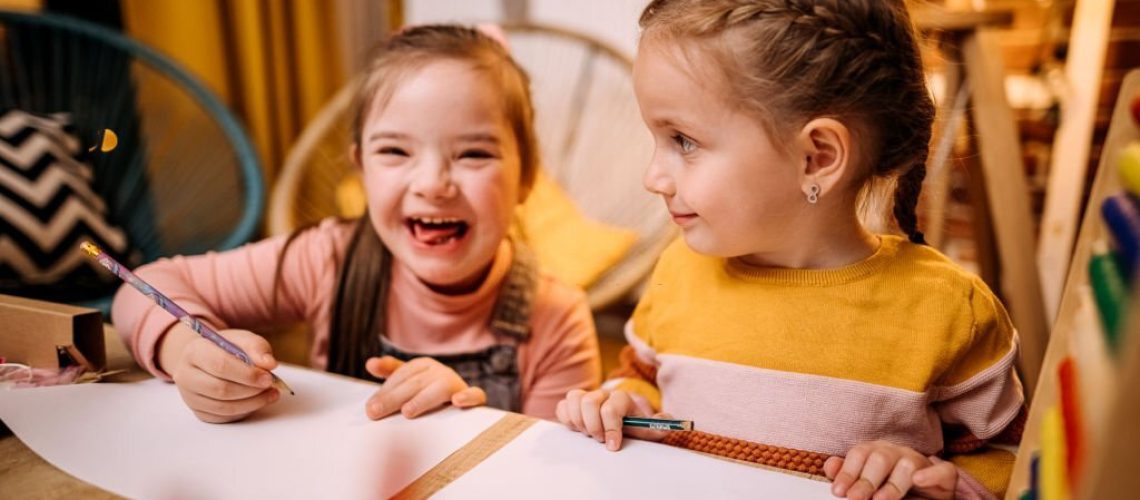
[277, 25, 540, 379]
[639, 0, 934, 244]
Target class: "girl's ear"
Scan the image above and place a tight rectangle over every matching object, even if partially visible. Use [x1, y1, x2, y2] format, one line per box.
[349, 144, 363, 170]
[796, 118, 853, 200]
[517, 180, 532, 204]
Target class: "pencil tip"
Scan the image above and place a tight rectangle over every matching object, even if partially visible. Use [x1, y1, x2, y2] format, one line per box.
[273, 376, 295, 396]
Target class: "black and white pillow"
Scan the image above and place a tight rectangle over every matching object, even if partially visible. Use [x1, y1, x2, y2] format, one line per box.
[0, 108, 135, 302]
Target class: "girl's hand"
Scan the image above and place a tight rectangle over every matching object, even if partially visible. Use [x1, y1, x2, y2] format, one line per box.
[824, 440, 957, 500]
[555, 389, 671, 451]
[157, 325, 281, 424]
[364, 356, 486, 419]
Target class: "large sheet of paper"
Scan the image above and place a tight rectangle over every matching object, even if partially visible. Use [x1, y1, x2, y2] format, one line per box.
[0, 364, 832, 498]
[439, 419, 833, 498]
[0, 364, 503, 498]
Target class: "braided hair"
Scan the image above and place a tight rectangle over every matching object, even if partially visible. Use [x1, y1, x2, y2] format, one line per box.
[640, 0, 934, 244]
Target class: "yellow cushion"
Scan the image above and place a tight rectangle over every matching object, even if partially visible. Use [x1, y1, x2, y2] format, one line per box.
[333, 170, 638, 289]
[518, 170, 638, 289]
[335, 173, 367, 218]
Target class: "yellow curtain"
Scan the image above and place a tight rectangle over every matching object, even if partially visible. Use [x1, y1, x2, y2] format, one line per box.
[121, 0, 347, 182]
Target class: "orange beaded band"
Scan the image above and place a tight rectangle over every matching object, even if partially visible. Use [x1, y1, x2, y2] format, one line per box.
[662, 430, 832, 477]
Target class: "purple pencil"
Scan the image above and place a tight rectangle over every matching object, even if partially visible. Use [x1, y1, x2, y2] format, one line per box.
[81, 241, 293, 395]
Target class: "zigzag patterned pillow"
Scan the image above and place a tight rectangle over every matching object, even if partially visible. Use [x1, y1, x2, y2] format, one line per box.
[0, 108, 136, 302]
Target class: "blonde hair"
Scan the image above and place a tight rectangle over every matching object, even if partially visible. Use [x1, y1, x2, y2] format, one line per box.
[640, 0, 935, 243]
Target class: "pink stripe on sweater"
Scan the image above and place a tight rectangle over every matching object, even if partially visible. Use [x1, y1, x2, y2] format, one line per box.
[656, 353, 943, 456]
[933, 338, 1024, 440]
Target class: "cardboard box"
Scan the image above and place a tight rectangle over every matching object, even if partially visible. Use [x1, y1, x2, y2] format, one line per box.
[0, 294, 105, 370]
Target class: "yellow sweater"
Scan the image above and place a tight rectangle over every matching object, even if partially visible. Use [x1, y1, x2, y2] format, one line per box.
[610, 236, 1024, 499]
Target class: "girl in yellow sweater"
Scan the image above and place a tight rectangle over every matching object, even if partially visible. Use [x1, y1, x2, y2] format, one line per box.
[555, 1, 1024, 499]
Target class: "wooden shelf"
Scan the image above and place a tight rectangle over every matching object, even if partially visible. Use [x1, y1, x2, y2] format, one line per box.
[1007, 69, 1140, 499]
[911, 6, 1015, 33]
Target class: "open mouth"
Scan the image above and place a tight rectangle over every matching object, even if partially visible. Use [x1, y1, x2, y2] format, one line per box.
[405, 216, 469, 246]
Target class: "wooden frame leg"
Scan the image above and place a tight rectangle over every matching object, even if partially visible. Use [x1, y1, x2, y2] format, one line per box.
[961, 29, 1049, 398]
[926, 53, 969, 249]
[1037, 0, 1115, 322]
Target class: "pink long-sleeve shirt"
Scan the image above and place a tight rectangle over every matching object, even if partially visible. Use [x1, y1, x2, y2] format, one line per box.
[111, 218, 602, 419]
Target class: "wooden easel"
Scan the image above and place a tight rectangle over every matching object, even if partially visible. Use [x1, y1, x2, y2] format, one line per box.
[913, 8, 1050, 398]
[1037, 0, 1116, 326]
[1007, 69, 1140, 500]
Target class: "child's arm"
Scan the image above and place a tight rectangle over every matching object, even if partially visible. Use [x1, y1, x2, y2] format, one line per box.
[926, 280, 1025, 499]
[111, 223, 343, 422]
[556, 256, 671, 449]
[112, 221, 344, 380]
[518, 284, 602, 419]
[829, 279, 1024, 500]
[554, 318, 669, 451]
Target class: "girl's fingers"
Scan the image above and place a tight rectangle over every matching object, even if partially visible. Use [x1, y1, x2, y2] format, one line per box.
[186, 341, 270, 390]
[824, 456, 845, 480]
[378, 357, 431, 387]
[180, 365, 266, 401]
[845, 449, 898, 500]
[222, 329, 277, 370]
[451, 386, 487, 408]
[913, 460, 958, 498]
[579, 391, 609, 442]
[401, 379, 453, 418]
[598, 391, 633, 451]
[366, 372, 427, 419]
[873, 456, 918, 500]
[182, 386, 279, 421]
[563, 389, 586, 433]
[365, 356, 405, 379]
[555, 399, 570, 426]
[832, 443, 871, 497]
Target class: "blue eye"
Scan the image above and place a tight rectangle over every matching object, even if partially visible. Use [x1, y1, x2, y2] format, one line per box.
[672, 133, 696, 153]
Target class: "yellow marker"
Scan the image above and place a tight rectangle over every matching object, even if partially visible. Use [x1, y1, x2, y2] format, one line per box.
[1120, 142, 1140, 196]
[1040, 406, 1070, 500]
[88, 129, 118, 153]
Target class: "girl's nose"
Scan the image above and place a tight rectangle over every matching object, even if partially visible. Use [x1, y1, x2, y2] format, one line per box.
[410, 157, 458, 200]
[643, 152, 676, 197]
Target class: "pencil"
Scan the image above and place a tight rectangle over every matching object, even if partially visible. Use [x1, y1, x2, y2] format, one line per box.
[622, 416, 693, 431]
[80, 241, 294, 395]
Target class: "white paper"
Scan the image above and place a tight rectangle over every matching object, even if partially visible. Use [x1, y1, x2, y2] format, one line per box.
[0, 364, 504, 499]
[438, 420, 834, 499]
[1, 364, 833, 499]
